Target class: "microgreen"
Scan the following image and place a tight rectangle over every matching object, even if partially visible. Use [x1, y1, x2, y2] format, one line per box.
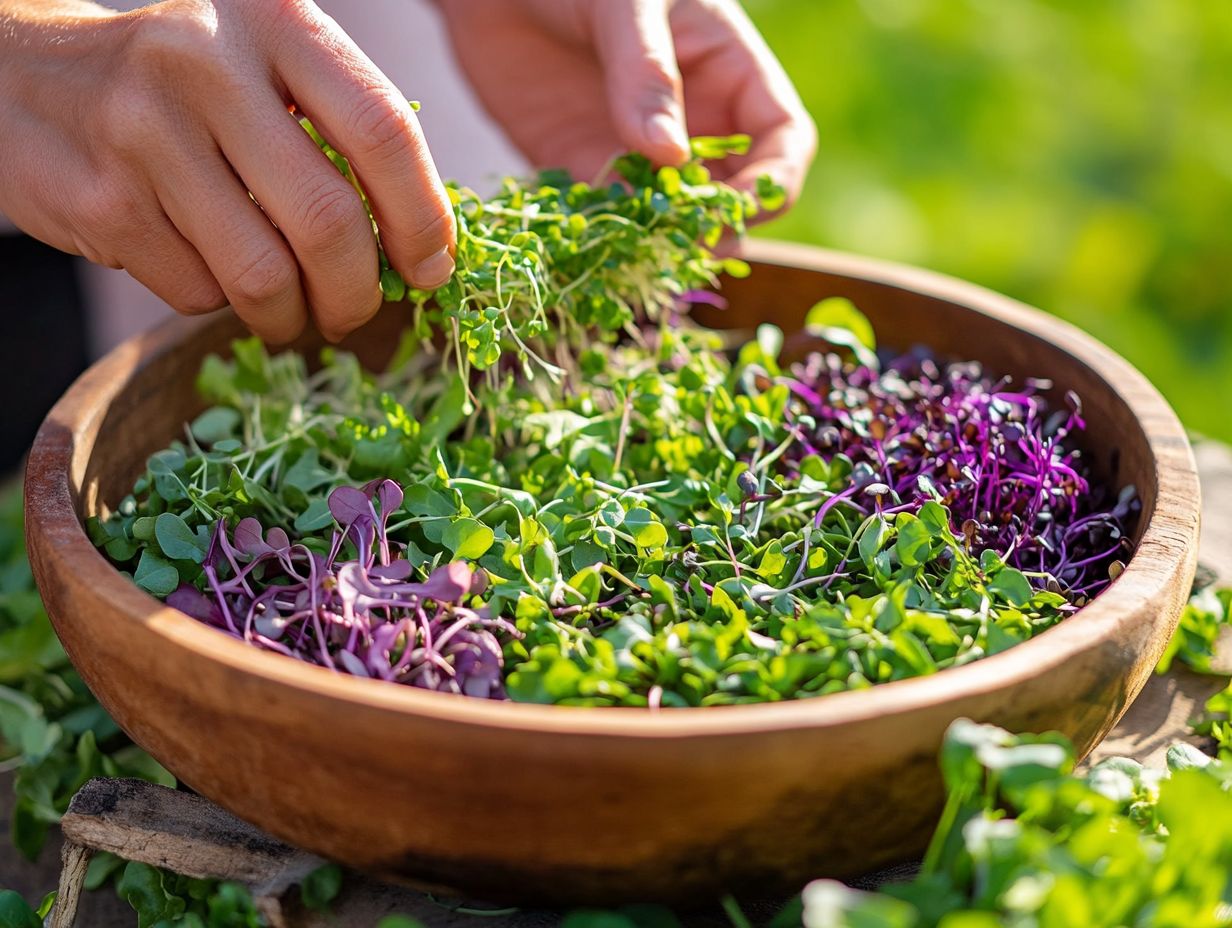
[1157, 584, 1232, 675]
[1159, 584, 1232, 756]
[781, 298, 1137, 603]
[310, 123, 773, 404]
[802, 719, 1232, 928]
[114, 863, 262, 928]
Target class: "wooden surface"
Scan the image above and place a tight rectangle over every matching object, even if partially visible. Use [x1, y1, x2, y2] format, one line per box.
[22, 242, 1202, 903]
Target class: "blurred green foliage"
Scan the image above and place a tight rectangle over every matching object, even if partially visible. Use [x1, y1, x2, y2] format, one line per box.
[747, 0, 1232, 443]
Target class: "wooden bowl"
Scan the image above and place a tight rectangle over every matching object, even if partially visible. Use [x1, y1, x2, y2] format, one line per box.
[25, 242, 1199, 905]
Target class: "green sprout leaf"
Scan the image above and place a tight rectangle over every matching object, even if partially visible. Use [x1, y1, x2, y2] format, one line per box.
[443, 518, 496, 560]
[133, 550, 179, 597]
[154, 513, 206, 564]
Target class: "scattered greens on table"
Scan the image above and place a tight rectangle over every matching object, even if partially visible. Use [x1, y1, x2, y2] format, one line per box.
[0, 486, 174, 860]
[804, 572, 1232, 928]
[87, 140, 1135, 707]
[801, 720, 1232, 928]
[1172, 586, 1232, 752]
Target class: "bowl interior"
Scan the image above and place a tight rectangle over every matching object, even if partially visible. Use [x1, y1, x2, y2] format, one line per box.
[77, 247, 1150, 550]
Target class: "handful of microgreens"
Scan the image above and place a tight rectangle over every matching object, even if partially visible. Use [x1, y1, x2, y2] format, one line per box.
[90, 133, 1133, 707]
[311, 122, 778, 408]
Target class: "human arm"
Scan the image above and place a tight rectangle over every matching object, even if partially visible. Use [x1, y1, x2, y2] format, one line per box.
[437, 0, 816, 213]
[0, 0, 457, 341]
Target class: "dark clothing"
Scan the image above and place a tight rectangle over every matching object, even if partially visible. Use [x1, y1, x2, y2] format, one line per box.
[0, 235, 88, 473]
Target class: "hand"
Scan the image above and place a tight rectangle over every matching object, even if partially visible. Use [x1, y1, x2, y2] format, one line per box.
[0, 0, 456, 342]
[438, 0, 816, 214]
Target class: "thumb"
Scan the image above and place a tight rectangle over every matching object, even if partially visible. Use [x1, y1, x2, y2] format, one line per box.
[593, 0, 690, 166]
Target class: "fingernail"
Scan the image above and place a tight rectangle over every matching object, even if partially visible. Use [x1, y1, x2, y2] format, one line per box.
[644, 112, 689, 160]
[409, 246, 455, 290]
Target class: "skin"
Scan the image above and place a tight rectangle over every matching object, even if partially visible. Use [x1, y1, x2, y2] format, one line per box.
[441, 0, 816, 211]
[0, 0, 456, 343]
[0, 0, 815, 342]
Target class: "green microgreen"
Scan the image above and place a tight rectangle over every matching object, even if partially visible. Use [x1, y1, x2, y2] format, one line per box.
[308, 121, 768, 408]
[802, 719, 1232, 928]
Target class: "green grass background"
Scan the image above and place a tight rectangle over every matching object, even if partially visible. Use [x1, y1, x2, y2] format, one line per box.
[745, 0, 1231, 443]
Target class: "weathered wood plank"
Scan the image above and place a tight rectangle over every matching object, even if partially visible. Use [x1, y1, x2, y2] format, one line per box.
[60, 778, 322, 886]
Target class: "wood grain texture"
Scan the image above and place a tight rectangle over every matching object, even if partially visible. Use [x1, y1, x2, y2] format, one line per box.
[59, 779, 322, 886]
[23, 242, 1200, 905]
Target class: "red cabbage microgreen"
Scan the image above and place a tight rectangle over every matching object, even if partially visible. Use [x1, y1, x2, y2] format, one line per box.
[168, 479, 517, 698]
[778, 299, 1137, 604]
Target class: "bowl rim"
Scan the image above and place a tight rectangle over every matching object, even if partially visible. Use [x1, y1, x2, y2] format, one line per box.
[25, 241, 1201, 739]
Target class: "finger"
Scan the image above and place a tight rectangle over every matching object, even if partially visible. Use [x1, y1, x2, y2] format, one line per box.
[562, 142, 631, 186]
[592, 0, 691, 166]
[116, 214, 228, 316]
[154, 148, 309, 344]
[706, 2, 817, 211]
[725, 116, 816, 216]
[47, 170, 227, 314]
[207, 99, 382, 341]
[272, 6, 456, 290]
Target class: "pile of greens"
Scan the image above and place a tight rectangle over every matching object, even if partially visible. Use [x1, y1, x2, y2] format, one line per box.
[805, 721, 1232, 928]
[314, 124, 770, 395]
[92, 320, 1112, 706]
[86, 140, 1133, 707]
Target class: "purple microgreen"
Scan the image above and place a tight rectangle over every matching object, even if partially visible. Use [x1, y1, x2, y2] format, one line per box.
[175, 482, 520, 699]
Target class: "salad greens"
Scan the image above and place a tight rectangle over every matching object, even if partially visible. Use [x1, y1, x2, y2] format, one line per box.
[94, 317, 1106, 706]
[312, 122, 768, 397]
[82, 136, 1133, 706]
